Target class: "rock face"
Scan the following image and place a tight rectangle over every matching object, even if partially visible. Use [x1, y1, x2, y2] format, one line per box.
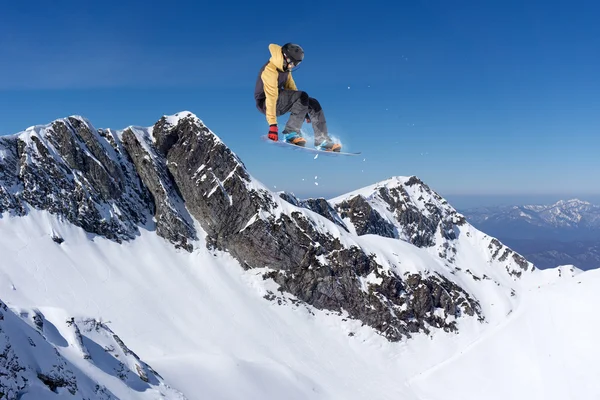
[0, 115, 196, 249]
[335, 194, 397, 238]
[279, 192, 349, 231]
[0, 112, 535, 343]
[120, 125, 196, 251]
[0, 118, 150, 241]
[146, 115, 485, 341]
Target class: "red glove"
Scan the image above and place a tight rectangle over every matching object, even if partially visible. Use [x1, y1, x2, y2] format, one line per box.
[268, 124, 278, 141]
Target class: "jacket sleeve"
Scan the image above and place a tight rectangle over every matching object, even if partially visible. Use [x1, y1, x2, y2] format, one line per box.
[261, 64, 279, 125]
[285, 73, 298, 91]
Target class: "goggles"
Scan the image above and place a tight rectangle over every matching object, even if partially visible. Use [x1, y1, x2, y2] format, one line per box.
[285, 55, 302, 68]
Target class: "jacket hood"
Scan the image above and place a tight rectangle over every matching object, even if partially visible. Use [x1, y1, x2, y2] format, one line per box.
[268, 43, 285, 71]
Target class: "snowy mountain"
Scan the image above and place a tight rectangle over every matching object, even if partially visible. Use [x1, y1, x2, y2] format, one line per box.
[0, 112, 599, 399]
[461, 200, 600, 270]
[462, 199, 600, 240]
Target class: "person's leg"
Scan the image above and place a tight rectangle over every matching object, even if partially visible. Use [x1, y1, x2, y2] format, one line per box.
[308, 97, 341, 151]
[307, 97, 329, 146]
[276, 90, 309, 135]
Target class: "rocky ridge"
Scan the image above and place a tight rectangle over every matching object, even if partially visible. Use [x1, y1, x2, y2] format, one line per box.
[0, 112, 535, 345]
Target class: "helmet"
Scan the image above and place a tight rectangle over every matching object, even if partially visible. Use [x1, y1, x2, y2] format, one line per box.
[282, 43, 304, 69]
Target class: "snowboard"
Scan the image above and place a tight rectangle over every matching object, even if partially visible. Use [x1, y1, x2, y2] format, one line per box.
[260, 135, 361, 157]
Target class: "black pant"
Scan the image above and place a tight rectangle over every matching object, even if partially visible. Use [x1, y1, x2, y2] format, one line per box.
[276, 90, 330, 145]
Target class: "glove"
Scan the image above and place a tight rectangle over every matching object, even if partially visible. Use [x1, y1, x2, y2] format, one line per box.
[305, 114, 311, 124]
[268, 124, 278, 141]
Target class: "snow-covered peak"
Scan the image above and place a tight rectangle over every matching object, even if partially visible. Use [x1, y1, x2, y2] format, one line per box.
[14, 115, 95, 141]
[329, 175, 463, 238]
[0, 112, 197, 248]
[553, 198, 591, 207]
[527, 198, 599, 227]
[330, 175, 455, 220]
[326, 174, 534, 303]
[330, 175, 417, 202]
[162, 111, 201, 128]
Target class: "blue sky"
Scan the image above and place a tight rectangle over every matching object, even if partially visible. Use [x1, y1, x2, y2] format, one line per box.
[1, 0, 599, 207]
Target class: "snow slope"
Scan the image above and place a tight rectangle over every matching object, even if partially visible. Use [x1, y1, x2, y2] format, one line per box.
[410, 267, 599, 400]
[1, 205, 599, 399]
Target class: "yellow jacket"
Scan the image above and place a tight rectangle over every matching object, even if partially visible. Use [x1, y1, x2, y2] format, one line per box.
[255, 44, 298, 125]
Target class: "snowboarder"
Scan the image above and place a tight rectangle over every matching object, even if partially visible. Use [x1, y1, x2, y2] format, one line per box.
[255, 43, 342, 152]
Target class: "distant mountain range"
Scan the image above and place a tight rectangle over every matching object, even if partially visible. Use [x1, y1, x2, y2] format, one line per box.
[461, 199, 600, 270]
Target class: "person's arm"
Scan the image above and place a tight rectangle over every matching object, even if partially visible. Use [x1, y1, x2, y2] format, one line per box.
[261, 64, 280, 125]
